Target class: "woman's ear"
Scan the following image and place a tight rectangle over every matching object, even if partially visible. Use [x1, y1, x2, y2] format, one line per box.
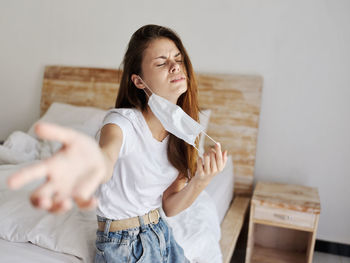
[131, 74, 145, 90]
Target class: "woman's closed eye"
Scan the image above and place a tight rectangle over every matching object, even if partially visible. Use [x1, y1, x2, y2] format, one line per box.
[157, 60, 182, 67]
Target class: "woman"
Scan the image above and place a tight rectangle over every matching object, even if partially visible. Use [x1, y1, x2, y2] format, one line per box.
[7, 24, 227, 262]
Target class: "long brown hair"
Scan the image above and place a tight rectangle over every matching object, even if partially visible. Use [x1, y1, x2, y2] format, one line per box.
[115, 24, 199, 180]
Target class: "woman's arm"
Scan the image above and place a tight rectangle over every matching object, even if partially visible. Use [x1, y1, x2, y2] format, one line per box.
[162, 170, 207, 217]
[7, 122, 123, 214]
[162, 143, 227, 217]
[99, 123, 123, 184]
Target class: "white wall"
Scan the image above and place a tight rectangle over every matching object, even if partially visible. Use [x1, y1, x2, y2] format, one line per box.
[1, 0, 349, 244]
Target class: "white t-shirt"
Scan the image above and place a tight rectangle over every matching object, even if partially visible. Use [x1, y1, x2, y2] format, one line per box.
[95, 108, 179, 220]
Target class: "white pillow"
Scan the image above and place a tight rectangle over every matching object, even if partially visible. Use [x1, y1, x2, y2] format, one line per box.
[198, 109, 211, 154]
[0, 164, 96, 262]
[27, 102, 107, 139]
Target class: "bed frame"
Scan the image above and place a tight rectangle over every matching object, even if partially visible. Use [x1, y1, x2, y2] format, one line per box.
[40, 66, 263, 263]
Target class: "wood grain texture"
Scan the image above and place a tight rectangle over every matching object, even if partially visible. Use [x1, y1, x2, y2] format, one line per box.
[246, 182, 321, 263]
[41, 66, 263, 197]
[220, 196, 250, 263]
[41, 66, 121, 115]
[251, 245, 306, 263]
[252, 182, 321, 214]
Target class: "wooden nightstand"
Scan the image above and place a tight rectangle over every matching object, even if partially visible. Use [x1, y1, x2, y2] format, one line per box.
[245, 182, 321, 263]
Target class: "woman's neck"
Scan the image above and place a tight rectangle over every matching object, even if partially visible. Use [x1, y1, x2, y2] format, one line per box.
[142, 107, 168, 142]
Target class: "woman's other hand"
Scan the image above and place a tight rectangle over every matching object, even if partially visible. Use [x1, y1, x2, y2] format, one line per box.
[7, 122, 106, 214]
[195, 143, 228, 185]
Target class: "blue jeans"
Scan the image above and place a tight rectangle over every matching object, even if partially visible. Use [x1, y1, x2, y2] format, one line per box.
[94, 214, 190, 263]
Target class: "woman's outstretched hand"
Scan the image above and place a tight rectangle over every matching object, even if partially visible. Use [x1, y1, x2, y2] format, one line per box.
[195, 142, 228, 185]
[7, 122, 106, 214]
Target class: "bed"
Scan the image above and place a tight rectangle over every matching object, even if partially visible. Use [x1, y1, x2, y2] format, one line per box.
[0, 66, 262, 263]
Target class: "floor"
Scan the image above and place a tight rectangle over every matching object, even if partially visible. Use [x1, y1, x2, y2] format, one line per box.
[230, 219, 350, 263]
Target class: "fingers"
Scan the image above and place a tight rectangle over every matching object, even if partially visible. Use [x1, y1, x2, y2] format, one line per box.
[47, 196, 96, 213]
[205, 142, 228, 175]
[31, 194, 94, 214]
[209, 143, 223, 169]
[210, 151, 217, 172]
[7, 149, 67, 190]
[76, 196, 98, 210]
[196, 157, 204, 176]
[30, 181, 56, 209]
[7, 161, 49, 190]
[34, 122, 78, 145]
[215, 143, 223, 169]
[72, 170, 103, 201]
[204, 153, 210, 174]
[7, 123, 80, 190]
[48, 199, 73, 214]
[7, 123, 103, 215]
[223, 150, 228, 166]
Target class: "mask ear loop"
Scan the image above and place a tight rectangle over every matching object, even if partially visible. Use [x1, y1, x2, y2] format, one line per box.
[194, 132, 218, 159]
[137, 75, 153, 98]
[202, 131, 217, 145]
[193, 144, 201, 153]
[143, 87, 152, 98]
[192, 143, 204, 160]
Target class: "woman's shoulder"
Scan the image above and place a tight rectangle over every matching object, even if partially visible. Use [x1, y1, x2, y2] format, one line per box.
[103, 107, 142, 129]
[105, 107, 140, 120]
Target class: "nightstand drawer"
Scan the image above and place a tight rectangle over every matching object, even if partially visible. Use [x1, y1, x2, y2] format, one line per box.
[253, 205, 316, 230]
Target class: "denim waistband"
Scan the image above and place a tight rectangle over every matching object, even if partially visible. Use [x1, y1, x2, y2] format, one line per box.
[96, 210, 163, 238]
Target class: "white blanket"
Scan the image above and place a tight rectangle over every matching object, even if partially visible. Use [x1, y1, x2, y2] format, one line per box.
[0, 131, 61, 164]
[0, 135, 222, 262]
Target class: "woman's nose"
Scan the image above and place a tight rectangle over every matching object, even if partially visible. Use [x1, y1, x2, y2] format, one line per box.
[170, 61, 180, 73]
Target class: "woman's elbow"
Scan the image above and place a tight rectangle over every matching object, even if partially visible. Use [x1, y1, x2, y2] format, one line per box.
[163, 208, 178, 217]
[162, 200, 179, 217]
[162, 202, 187, 217]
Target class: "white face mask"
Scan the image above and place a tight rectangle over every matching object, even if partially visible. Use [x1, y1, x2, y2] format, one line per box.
[137, 76, 216, 156]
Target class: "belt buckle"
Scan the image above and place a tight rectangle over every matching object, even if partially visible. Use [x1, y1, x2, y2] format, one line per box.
[148, 209, 160, 224]
[154, 209, 160, 223]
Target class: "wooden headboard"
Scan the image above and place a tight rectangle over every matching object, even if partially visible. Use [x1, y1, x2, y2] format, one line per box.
[41, 66, 262, 196]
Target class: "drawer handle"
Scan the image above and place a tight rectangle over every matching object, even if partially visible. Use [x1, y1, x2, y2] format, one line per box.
[273, 213, 292, 221]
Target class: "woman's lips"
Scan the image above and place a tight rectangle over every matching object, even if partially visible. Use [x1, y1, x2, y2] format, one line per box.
[170, 77, 185, 83]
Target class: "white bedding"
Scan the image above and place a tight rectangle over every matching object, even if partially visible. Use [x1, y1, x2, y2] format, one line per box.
[0, 238, 81, 263]
[0, 163, 222, 263]
[205, 155, 234, 224]
[0, 103, 234, 263]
